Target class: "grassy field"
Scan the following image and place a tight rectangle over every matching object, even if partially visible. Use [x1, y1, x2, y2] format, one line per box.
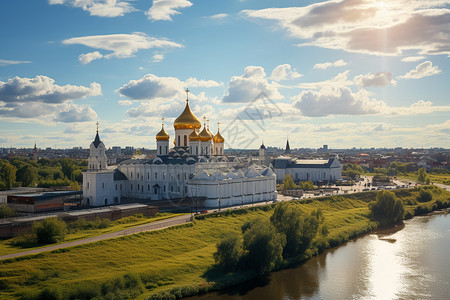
[0, 212, 183, 256]
[398, 172, 450, 185]
[0, 187, 449, 300]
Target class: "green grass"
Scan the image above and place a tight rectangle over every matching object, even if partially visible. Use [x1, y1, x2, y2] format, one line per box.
[398, 172, 450, 185]
[0, 213, 183, 256]
[0, 187, 449, 300]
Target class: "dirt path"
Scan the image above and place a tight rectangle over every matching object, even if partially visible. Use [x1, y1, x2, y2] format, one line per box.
[0, 214, 192, 260]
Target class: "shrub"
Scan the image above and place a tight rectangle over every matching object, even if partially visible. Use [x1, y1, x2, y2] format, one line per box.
[0, 204, 14, 218]
[32, 217, 67, 244]
[213, 232, 243, 271]
[417, 189, 432, 202]
[369, 191, 404, 225]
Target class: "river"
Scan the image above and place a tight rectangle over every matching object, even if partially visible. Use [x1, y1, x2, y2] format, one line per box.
[191, 213, 450, 300]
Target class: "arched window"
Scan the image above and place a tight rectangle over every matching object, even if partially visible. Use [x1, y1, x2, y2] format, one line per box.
[184, 135, 187, 146]
[159, 145, 162, 154]
[178, 135, 180, 146]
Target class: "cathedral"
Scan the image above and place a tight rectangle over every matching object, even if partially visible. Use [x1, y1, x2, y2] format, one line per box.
[82, 90, 277, 208]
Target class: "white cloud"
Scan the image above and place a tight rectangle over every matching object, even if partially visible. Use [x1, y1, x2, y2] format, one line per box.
[54, 104, 98, 122]
[63, 32, 183, 63]
[401, 56, 426, 62]
[117, 74, 184, 100]
[0, 75, 101, 104]
[354, 71, 397, 87]
[152, 54, 164, 62]
[49, 0, 135, 18]
[242, 0, 450, 56]
[146, 0, 193, 21]
[269, 64, 303, 81]
[298, 71, 353, 90]
[313, 59, 347, 70]
[185, 77, 222, 88]
[390, 100, 450, 115]
[78, 51, 103, 64]
[209, 13, 228, 20]
[0, 59, 31, 66]
[397, 61, 442, 79]
[222, 66, 283, 102]
[118, 100, 133, 105]
[293, 86, 388, 117]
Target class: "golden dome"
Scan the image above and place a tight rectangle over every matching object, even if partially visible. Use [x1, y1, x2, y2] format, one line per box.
[156, 124, 169, 141]
[213, 131, 224, 143]
[189, 129, 200, 141]
[198, 126, 213, 142]
[173, 100, 202, 130]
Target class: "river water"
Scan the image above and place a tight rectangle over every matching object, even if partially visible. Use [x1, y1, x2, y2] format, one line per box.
[192, 213, 450, 300]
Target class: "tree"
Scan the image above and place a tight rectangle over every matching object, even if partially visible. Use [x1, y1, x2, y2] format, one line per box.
[418, 167, 429, 183]
[270, 202, 320, 258]
[242, 218, 286, 273]
[2, 163, 16, 189]
[213, 232, 243, 271]
[282, 174, 296, 190]
[369, 191, 404, 225]
[59, 158, 75, 180]
[0, 204, 15, 218]
[32, 217, 67, 244]
[16, 164, 37, 187]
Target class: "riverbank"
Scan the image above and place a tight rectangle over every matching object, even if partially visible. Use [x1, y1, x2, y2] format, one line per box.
[0, 186, 449, 300]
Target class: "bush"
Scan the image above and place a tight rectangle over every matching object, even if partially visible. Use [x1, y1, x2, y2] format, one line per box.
[417, 189, 432, 202]
[32, 217, 67, 244]
[213, 232, 243, 271]
[242, 218, 286, 273]
[0, 204, 14, 218]
[369, 191, 404, 225]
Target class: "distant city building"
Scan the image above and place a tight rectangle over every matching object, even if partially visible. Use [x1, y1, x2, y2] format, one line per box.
[112, 146, 121, 156]
[272, 157, 342, 183]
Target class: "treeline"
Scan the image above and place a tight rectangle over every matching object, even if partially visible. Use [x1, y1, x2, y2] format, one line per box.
[214, 202, 327, 274]
[281, 174, 318, 191]
[0, 157, 86, 190]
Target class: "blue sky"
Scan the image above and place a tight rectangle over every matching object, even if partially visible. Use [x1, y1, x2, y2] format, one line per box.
[0, 0, 449, 150]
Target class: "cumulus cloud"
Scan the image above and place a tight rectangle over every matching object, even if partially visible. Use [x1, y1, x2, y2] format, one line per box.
[298, 71, 353, 90]
[269, 64, 303, 81]
[313, 59, 347, 70]
[390, 100, 450, 115]
[242, 0, 450, 56]
[49, 0, 136, 17]
[118, 100, 133, 105]
[0, 75, 101, 104]
[293, 86, 388, 117]
[401, 56, 425, 62]
[222, 66, 283, 102]
[54, 104, 98, 122]
[146, 0, 192, 21]
[397, 61, 442, 79]
[79, 51, 103, 64]
[0, 59, 31, 66]
[152, 54, 164, 62]
[354, 71, 397, 87]
[63, 32, 183, 63]
[117, 74, 183, 100]
[185, 77, 222, 88]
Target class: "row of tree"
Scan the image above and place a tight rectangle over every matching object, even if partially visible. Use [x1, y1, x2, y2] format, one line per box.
[214, 202, 326, 273]
[0, 157, 86, 190]
[281, 174, 318, 191]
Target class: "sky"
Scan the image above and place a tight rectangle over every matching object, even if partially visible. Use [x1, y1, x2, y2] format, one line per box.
[0, 0, 449, 150]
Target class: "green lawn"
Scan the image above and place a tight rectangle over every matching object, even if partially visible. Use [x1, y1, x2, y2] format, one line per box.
[0, 187, 449, 300]
[0, 213, 183, 256]
[398, 172, 450, 185]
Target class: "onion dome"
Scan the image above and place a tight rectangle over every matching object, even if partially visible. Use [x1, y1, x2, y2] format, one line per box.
[198, 126, 213, 142]
[156, 118, 170, 141]
[173, 89, 202, 130]
[189, 129, 200, 141]
[213, 122, 224, 143]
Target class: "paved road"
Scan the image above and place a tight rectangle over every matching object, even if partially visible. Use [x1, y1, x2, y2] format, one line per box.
[0, 214, 192, 260]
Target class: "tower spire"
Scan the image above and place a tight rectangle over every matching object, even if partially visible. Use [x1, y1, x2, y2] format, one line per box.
[185, 88, 190, 102]
[96, 122, 99, 133]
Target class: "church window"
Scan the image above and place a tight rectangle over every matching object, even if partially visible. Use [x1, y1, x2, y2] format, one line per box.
[159, 145, 162, 154]
[184, 135, 187, 146]
[148, 184, 150, 191]
[154, 187, 157, 194]
[165, 146, 168, 153]
[87, 182, 89, 189]
[196, 146, 198, 155]
[163, 185, 166, 192]
[102, 182, 105, 189]
[138, 184, 140, 191]
[142, 185, 143, 192]
[131, 172, 133, 179]
[324, 172, 326, 179]
[163, 172, 166, 180]
[115, 184, 117, 191]
[177, 186, 180, 192]
[171, 185, 173, 192]
[147, 173, 150, 180]
[178, 136, 180, 146]
[131, 184, 133, 190]
[137, 173, 139, 179]
[178, 174, 180, 180]
[99, 163, 101, 169]
[155, 172, 158, 180]
[185, 186, 187, 193]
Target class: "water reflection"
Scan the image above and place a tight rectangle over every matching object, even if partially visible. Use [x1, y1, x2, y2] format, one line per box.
[191, 214, 450, 300]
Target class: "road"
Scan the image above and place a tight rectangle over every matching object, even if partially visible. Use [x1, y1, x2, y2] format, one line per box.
[0, 214, 192, 260]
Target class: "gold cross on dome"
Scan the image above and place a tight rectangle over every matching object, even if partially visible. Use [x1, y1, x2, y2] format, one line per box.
[217, 121, 220, 130]
[96, 122, 99, 132]
[185, 88, 190, 101]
